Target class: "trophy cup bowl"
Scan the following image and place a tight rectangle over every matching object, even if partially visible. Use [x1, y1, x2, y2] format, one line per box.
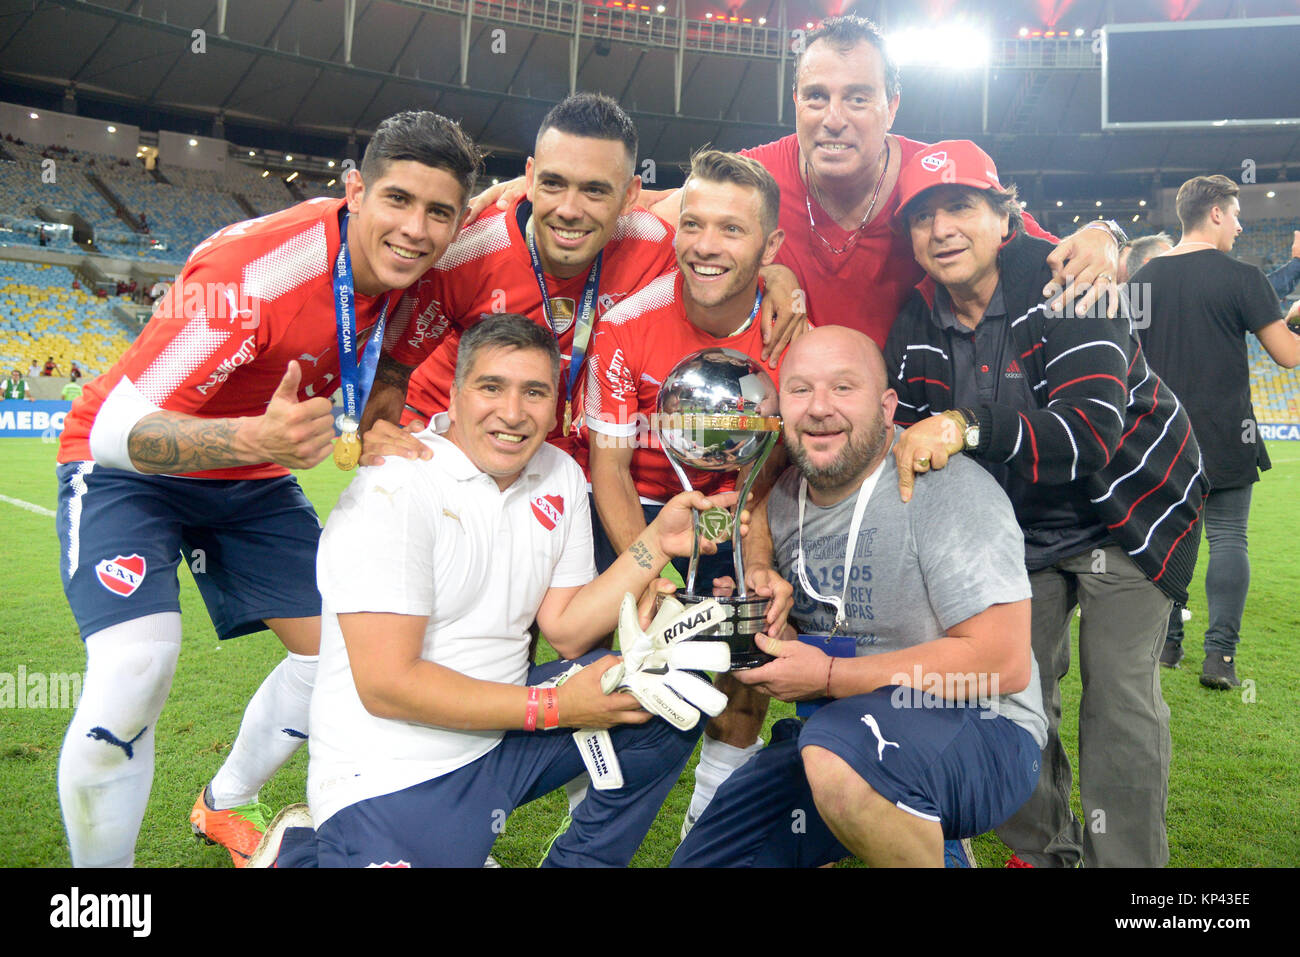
[655, 347, 781, 669]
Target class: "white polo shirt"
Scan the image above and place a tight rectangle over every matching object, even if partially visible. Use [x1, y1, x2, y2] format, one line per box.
[308, 415, 596, 825]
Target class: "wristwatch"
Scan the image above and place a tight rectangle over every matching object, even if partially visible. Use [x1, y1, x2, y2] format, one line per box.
[1082, 218, 1129, 247]
[942, 408, 980, 451]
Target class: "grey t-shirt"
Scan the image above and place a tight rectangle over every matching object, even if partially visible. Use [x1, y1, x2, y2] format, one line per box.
[768, 432, 1048, 747]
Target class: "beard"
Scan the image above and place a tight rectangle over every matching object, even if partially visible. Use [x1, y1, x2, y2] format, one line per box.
[788, 410, 890, 495]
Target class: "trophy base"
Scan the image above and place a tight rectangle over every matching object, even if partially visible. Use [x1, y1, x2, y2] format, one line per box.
[671, 592, 773, 671]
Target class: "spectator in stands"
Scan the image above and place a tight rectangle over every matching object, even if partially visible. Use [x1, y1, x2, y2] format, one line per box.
[1118, 232, 1173, 284]
[1136, 175, 1300, 689]
[885, 141, 1206, 868]
[4, 369, 32, 401]
[69, 362, 82, 382]
[38, 225, 47, 247]
[27, 359, 40, 378]
[41, 356, 60, 376]
[1265, 229, 1300, 300]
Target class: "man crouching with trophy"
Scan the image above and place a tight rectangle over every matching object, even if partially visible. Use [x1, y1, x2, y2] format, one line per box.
[248, 314, 747, 868]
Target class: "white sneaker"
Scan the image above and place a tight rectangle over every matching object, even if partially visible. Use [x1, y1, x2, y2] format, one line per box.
[246, 803, 313, 868]
[483, 854, 503, 868]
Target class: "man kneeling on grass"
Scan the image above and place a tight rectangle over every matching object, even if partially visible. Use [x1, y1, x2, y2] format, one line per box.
[253, 314, 737, 867]
[671, 326, 1046, 868]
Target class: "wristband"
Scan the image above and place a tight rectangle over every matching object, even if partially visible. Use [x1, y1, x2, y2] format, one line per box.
[524, 686, 540, 732]
[542, 687, 560, 730]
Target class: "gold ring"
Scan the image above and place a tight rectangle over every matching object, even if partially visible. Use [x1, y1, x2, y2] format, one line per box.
[915, 455, 931, 470]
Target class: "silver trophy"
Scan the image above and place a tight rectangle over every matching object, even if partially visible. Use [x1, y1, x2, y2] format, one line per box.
[655, 347, 782, 669]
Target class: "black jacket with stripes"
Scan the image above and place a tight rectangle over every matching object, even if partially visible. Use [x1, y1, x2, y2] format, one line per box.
[884, 231, 1207, 603]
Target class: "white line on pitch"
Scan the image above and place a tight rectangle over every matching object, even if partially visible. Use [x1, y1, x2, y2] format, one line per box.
[0, 493, 55, 517]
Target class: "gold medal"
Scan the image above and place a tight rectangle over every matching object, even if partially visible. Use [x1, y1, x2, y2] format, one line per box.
[563, 399, 572, 437]
[333, 426, 361, 472]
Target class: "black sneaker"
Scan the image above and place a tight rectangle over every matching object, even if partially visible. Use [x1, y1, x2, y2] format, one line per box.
[1200, 655, 1241, 690]
[1159, 639, 1184, 669]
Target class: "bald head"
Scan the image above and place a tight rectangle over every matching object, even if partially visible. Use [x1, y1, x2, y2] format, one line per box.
[780, 326, 898, 504]
[784, 326, 889, 396]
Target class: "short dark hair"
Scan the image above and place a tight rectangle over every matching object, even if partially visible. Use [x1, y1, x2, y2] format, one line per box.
[359, 111, 483, 204]
[1124, 232, 1174, 274]
[901, 183, 1024, 234]
[684, 149, 782, 235]
[1176, 175, 1239, 232]
[454, 314, 560, 389]
[535, 93, 638, 175]
[794, 15, 900, 101]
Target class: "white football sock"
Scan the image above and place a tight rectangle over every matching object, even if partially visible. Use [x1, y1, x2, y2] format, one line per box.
[208, 652, 317, 810]
[687, 734, 764, 824]
[58, 612, 182, 868]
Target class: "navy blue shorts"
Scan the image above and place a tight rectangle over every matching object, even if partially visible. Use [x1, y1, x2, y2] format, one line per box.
[279, 652, 701, 868]
[55, 461, 323, 641]
[589, 493, 735, 592]
[672, 687, 1041, 867]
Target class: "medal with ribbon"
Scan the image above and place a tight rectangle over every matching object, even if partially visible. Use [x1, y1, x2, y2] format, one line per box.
[332, 208, 391, 471]
[524, 213, 601, 437]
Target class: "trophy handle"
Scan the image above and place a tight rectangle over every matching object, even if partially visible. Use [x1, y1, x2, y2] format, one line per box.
[664, 451, 702, 595]
[732, 431, 778, 599]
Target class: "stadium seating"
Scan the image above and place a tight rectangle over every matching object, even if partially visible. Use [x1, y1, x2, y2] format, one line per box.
[0, 260, 139, 378]
[1249, 336, 1300, 423]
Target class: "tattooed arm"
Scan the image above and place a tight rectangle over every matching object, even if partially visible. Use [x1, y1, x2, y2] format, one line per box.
[358, 354, 415, 435]
[537, 489, 740, 657]
[126, 360, 336, 473]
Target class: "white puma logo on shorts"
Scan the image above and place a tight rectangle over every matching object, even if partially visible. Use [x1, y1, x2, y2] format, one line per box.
[860, 713, 900, 761]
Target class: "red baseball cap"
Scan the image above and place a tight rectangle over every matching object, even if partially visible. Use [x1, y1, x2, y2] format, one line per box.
[895, 140, 1004, 222]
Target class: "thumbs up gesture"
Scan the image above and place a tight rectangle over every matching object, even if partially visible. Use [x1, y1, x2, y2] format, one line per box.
[249, 361, 338, 468]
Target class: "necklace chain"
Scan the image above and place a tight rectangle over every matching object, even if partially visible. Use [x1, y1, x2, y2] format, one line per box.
[803, 140, 891, 257]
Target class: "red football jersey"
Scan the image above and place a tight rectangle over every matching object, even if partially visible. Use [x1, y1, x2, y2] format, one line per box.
[395, 196, 676, 456]
[60, 198, 431, 480]
[742, 134, 1056, 348]
[581, 271, 783, 505]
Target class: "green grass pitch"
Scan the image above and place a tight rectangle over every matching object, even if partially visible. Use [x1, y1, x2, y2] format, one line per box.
[2, 436, 1297, 867]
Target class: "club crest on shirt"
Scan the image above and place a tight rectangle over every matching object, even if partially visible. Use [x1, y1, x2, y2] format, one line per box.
[548, 298, 576, 335]
[531, 494, 565, 531]
[95, 554, 146, 597]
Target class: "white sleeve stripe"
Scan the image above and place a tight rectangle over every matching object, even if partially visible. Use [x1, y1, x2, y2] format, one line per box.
[1090, 392, 1182, 504]
[1007, 419, 1023, 462]
[1046, 409, 1079, 482]
[134, 315, 231, 406]
[1045, 339, 1128, 369]
[584, 416, 638, 437]
[1079, 396, 1124, 427]
[1127, 466, 1204, 557]
[1127, 366, 1150, 407]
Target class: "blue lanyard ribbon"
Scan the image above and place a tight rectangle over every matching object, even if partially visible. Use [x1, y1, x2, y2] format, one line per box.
[333, 209, 390, 428]
[524, 218, 602, 407]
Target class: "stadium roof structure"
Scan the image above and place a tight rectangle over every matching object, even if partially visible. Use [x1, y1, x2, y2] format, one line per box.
[1, 0, 1298, 182]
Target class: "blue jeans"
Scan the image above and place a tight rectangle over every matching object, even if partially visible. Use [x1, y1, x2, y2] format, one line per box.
[1165, 485, 1252, 657]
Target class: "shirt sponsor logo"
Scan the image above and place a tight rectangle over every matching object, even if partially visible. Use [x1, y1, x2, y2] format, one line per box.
[531, 493, 565, 531]
[605, 348, 636, 400]
[95, 554, 146, 597]
[407, 299, 451, 350]
[195, 335, 258, 394]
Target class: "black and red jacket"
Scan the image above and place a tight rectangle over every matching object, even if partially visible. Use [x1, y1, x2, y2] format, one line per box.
[884, 231, 1208, 603]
